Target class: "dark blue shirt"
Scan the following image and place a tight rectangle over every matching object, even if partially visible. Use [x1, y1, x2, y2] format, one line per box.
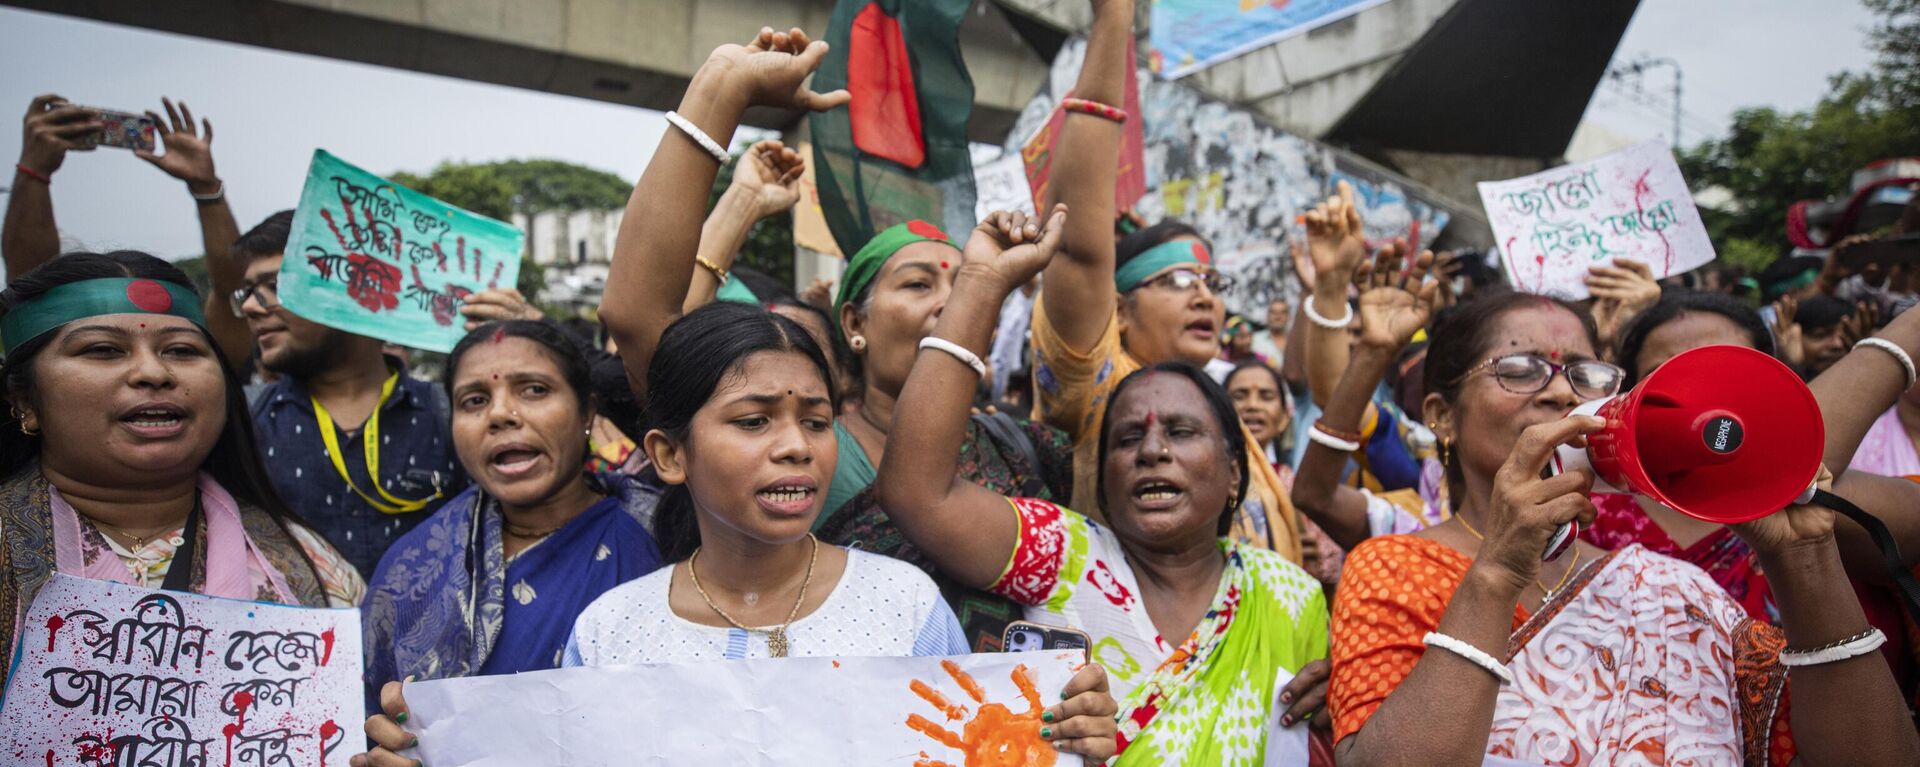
[249, 363, 467, 576]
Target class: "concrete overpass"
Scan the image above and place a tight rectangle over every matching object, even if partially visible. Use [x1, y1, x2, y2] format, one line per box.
[3, 0, 1055, 144]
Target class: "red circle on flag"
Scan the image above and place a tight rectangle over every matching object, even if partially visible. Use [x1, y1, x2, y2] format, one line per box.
[125, 279, 173, 312]
[1189, 241, 1212, 265]
[907, 220, 949, 241]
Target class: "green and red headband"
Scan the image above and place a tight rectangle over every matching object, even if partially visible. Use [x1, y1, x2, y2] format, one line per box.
[1115, 239, 1211, 292]
[834, 220, 956, 333]
[0, 278, 206, 357]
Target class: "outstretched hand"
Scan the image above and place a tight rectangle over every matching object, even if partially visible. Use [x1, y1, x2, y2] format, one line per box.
[1302, 180, 1369, 285]
[961, 204, 1069, 295]
[730, 139, 806, 219]
[1586, 259, 1660, 353]
[18, 94, 98, 177]
[136, 97, 219, 193]
[708, 27, 852, 113]
[1772, 295, 1805, 367]
[1353, 239, 1439, 351]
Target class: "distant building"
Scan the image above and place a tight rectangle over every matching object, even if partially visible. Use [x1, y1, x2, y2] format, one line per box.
[513, 208, 624, 312]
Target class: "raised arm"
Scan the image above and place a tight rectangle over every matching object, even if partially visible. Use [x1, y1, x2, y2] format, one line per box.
[600, 28, 848, 399]
[1811, 300, 1920, 473]
[1035, 0, 1130, 352]
[874, 206, 1067, 590]
[1293, 244, 1437, 549]
[684, 140, 804, 312]
[6, 95, 95, 276]
[1301, 182, 1371, 408]
[135, 98, 250, 367]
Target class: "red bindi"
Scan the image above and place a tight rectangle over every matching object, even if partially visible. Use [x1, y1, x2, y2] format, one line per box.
[939, 261, 949, 270]
[490, 327, 506, 344]
[1548, 350, 1561, 361]
[1145, 411, 1157, 427]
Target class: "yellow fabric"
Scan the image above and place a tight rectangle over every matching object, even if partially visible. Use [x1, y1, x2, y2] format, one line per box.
[1027, 295, 1303, 563]
[312, 372, 440, 515]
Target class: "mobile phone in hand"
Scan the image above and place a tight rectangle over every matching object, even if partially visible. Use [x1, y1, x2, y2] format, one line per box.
[1002, 620, 1091, 653]
[71, 106, 156, 152]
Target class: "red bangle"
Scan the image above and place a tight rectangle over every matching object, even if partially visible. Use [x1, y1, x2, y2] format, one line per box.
[14, 163, 50, 185]
[1061, 97, 1128, 124]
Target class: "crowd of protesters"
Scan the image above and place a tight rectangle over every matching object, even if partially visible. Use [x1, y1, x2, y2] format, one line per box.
[4, 2, 1920, 765]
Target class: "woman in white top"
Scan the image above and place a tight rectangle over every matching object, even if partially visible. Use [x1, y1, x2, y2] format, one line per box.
[353, 32, 1117, 767]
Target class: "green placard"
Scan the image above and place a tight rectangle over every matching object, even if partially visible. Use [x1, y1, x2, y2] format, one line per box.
[280, 150, 524, 353]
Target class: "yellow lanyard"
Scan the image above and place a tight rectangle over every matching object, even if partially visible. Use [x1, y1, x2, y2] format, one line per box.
[312, 371, 439, 515]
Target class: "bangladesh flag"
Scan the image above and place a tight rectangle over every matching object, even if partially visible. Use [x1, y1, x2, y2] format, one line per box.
[810, 0, 977, 256]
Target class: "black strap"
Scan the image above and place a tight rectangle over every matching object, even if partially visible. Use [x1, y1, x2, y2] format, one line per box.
[1812, 489, 1920, 623]
[160, 499, 203, 593]
[972, 411, 1048, 498]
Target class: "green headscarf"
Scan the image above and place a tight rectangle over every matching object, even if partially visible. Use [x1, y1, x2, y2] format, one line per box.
[831, 220, 956, 337]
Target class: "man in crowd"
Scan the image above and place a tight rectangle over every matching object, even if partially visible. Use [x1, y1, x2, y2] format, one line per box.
[227, 211, 468, 574]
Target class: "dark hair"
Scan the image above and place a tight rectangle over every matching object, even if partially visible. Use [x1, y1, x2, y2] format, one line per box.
[0, 252, 317, 547]
[1421, 290, 1599, 505]
[1794, 295, 1853, 333]
[644, 302, 840, 561]
[765, 294, 853, 397]
[445, 320, 594, 415]
[1116, 221, 1213, 285]
[232, 210, 296, 261]
[1616, 291, 1775, 387]
[1758, 255, 1824, 301]
[1095, 362, 1248, 536]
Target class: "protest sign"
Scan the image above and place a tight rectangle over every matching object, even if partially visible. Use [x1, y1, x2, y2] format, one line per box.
[791, 140, 846, 258]
[405, 650, 1086, 766]
[1, 573, 364, 767]
[1021, 38, 1147, 216]
[1148, 0, 1392, 80]
[1478, 140, 1715, 299]
[280, 150, 524, 353]
[973, 153, 1036, 222]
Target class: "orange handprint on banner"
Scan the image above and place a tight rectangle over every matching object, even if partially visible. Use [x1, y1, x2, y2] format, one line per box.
[905, 659, 1056, 767]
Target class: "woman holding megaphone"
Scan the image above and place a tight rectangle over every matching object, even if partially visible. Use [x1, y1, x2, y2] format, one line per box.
[1322, 262, 1920, 764]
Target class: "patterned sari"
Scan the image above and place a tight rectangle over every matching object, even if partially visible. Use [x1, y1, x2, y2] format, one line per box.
[360, 473, 663, 707]
[1331, 536, 1795, 766]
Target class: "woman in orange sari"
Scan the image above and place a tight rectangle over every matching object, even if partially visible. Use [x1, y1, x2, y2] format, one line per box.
[1324, 274, 1920, 765]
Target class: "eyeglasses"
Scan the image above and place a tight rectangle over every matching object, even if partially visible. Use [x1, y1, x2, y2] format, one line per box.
[1459, 353, 1624, 400]
[1140, 268, 1234, 295]
[230, 278, 280, 316]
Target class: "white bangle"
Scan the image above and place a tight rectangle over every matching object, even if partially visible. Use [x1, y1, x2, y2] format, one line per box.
[1303, 299, 1353, 330]
[1423, 631, 1514, 685]
[1853, 338, 1917, 389]
[190, 180, 225, 202]
[1307, 424, 1361, 452]
[919, 336, 987, 379]
[1780, 628, 1888, 667]
[664, 111, 730, 164]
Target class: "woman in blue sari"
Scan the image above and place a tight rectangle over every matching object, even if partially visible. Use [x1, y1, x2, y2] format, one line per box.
[361, 320, 663, 705]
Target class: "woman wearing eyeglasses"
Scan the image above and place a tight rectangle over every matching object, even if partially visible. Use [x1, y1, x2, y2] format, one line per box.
[1320, 267, 1920, 763]
[1024, 0, 1307, 561]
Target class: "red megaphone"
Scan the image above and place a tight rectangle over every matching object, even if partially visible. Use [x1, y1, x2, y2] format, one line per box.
[1555, 345, 1825, 524]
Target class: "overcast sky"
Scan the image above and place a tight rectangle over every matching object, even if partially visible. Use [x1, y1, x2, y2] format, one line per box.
[0, 0, 1881, 276]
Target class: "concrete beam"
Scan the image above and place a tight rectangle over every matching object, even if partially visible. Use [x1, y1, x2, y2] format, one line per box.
[5, 0, 1051, 143]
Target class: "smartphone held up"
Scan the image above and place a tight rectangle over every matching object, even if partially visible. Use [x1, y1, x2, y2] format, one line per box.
[68, 105, 156, 152]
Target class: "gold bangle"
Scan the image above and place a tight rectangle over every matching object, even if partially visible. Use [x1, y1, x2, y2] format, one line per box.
[695, 256, 730, 284]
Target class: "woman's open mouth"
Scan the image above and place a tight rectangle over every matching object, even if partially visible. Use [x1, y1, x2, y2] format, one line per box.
[756, 477, 819, 516]
[487, 443, 546, 478]
[119, 404, 188, 438]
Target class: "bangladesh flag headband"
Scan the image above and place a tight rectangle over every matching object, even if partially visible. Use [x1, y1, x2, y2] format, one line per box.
[0, 278, 207, 357]
[1115, 239, 1212, 292]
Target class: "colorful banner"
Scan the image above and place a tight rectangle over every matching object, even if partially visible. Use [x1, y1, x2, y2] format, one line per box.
[1148, 0, 1392, 80]
[1478, 140, 1714, 299]
[281, 150, 525, 353]
[0, 573, 364, 767]
[404, 650, 1087, 766]
[1020, 37, 1148, 215]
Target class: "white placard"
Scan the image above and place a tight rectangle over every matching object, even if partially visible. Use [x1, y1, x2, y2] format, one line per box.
[0, 573, 364, 767]
[974, 153, 1038, 223]
[404, 650, 1086, 767]
[1478, 140, 1715, 299]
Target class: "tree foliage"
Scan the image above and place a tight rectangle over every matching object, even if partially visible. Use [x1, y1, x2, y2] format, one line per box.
[388, 159, 633, 301]
[1679, 0, 1920, 270]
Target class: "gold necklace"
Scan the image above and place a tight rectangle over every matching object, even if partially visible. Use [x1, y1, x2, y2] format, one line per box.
[1455, 513, 1583, 597]
[687, 533, 819, 657]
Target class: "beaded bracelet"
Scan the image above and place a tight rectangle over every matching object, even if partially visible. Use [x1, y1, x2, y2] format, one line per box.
[1061, 97, 1127, 124]
[14, 162, 51, 185]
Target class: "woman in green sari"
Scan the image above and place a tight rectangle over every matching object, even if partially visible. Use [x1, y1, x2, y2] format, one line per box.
[875, 206, 1331, 765]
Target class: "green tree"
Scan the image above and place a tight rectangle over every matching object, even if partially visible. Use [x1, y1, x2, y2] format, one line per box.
[1680, 0, 1920, 270]
[389, 159, 634, 301]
